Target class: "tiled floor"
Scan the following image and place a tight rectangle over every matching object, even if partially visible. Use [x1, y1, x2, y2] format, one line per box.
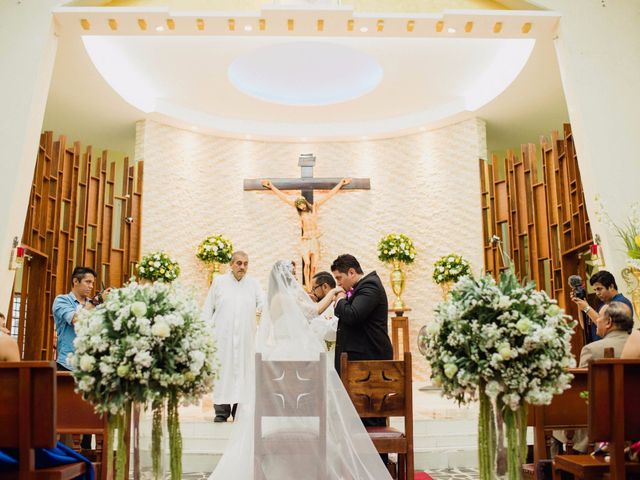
[427, 467, 480, 479]
[157, 468, 480, 479]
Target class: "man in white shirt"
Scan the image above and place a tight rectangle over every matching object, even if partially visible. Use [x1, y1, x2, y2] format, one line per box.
[202, 251, 264, 422]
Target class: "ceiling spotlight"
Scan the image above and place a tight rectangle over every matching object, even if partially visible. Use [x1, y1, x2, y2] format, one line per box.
[155, 25, 164, 32]
[447, 27, 457, 33]
[244, 25, 252, 32]
[359, 26, 369, 33]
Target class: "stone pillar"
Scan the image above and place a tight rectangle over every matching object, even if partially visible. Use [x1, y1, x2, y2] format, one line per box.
[0, 1, 58, 312]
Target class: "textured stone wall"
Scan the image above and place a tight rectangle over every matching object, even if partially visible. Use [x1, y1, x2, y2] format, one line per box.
[136, 118, 487, 380]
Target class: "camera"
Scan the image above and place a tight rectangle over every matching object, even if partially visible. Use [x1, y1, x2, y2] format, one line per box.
[568, 275, 586, 300]
[89, 291, 105, 306]
[89, 282, 109, 306]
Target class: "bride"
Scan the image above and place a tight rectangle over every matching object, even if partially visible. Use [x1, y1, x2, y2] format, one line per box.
[209, 260, 392, 479]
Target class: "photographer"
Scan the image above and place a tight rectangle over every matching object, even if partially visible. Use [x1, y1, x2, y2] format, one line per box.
[571, 270, 634, 343]
[53, 266, 110, 451]
[53, 267, 110, 371]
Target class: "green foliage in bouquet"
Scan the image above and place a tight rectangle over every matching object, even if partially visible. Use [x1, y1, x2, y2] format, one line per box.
[196, 234, 233, 264]
[596, 197, 640, 265]
[138, 251, 180, 283]
[377, 233, 416, 264]
[432, 253, 471, 285]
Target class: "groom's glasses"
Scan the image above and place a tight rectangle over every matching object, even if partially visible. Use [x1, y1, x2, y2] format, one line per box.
[311, 285, 323, 295]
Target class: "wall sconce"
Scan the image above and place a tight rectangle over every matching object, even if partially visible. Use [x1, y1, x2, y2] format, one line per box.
[125, 216, 134, 224]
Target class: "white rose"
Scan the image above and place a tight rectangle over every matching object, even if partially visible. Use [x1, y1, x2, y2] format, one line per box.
[79, 355, 95, 372]
[497, 343, 513, 360]
[444, 363, 458, 379]
[151, 320, 171, 338]
[131, 301, 147, 317]
[516, 318, 533, 334]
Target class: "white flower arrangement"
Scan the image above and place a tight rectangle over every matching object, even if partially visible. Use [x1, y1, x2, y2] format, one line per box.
[137, 251, 180, 283]
[432, 253, 472, 285]
[70, 281, 217, 480]
[196, 234, 233, 264]
[70, 281, 217, 413]
[377, 233, 417, 264]
[420, 270, 576, 479]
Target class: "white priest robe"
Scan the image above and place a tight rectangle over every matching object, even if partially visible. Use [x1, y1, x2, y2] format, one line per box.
[202, 272, 264, 404]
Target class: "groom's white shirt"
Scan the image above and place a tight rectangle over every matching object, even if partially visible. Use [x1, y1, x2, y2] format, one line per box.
[202, 272, 264, 404]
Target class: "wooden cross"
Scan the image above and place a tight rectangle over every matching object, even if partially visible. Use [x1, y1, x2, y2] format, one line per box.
[243, 153, 370, 202]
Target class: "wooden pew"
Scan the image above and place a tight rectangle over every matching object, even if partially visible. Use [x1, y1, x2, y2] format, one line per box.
[56, 372, 110, 480]
[340, 352, 414, 480]
[553, 359, 640, 479]
[0, 361, 87, 480]
[522, 369, 589, 479]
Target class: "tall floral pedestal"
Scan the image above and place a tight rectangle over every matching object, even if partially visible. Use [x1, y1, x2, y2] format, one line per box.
[622, 266, 640, 322]
[389, 307, 411, 360]
[389, 260, 407, 310]
[440, 281, 453, 300]
[208, 262, 221, 285]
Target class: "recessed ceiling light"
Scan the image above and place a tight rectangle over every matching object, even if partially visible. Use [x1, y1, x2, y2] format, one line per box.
[359, 26, 369, 33]
[244, 25, 253, 32]
[447, 27, 457, 33]
[155, 25, 164, 32]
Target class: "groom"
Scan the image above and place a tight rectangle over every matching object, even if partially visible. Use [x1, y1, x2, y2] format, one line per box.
[331, 254, 393, 374]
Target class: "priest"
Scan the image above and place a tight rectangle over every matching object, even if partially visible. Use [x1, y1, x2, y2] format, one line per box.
[202, 251, 264, 422]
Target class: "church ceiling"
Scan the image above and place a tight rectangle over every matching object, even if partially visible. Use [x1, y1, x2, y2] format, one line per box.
[50, 6, 557, 142]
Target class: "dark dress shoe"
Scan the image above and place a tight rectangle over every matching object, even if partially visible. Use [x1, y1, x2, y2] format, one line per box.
[214, 415, 227, 423]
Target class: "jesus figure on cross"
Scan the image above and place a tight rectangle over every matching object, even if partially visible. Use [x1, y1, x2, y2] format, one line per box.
[261, 177, 351, 289]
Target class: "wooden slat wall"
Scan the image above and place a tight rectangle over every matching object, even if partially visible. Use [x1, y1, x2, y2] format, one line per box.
[14, 131, 144, 360]
[480, 124, 592, 357]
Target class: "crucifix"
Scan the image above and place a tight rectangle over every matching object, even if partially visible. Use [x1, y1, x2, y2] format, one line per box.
[244, 153, 370, 289]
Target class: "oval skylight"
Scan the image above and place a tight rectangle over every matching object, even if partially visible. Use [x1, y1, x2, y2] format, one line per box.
[227, 41, 384, 106]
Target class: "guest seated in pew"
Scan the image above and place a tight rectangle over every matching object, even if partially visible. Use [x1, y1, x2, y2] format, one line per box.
[578, 301, 633, 367]
[553, 302, 634, 454]
[0, 327, 20, 362]
[622, 328, 640, 359]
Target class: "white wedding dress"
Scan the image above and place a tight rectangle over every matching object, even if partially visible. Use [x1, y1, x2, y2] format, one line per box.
[208, 260, 392, 480]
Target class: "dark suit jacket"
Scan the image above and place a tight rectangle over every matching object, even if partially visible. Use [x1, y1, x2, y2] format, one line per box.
[333, 271, 393, 373]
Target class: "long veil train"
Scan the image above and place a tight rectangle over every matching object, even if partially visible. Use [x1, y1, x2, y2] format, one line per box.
[208, 260, 392, 479]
